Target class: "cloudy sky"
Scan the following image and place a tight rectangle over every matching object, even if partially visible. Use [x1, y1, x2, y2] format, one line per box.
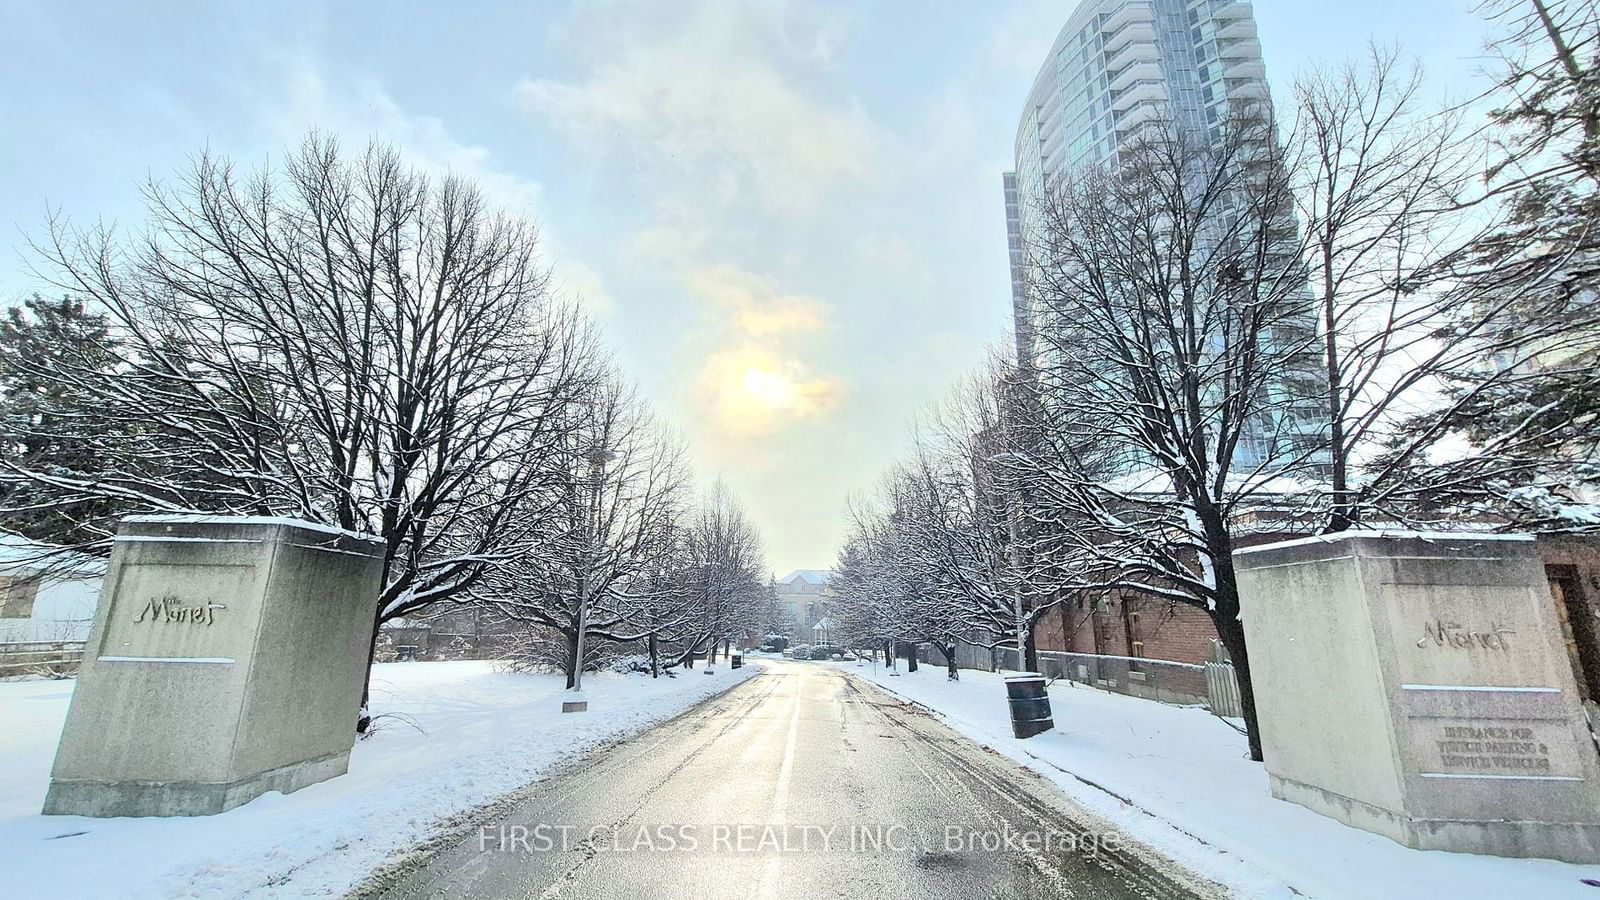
[0, 1, 1493, 573]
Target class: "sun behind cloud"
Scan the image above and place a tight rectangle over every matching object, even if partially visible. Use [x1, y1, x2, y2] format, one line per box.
[741, 367, 796, 409]
[697, 345, 843, 438]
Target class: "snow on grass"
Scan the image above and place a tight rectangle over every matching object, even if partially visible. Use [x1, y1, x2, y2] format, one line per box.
[852, 663, 1600, 899]
[0, 659, 757, 898]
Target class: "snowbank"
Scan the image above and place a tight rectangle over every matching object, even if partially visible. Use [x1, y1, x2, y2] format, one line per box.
[852, 664, 1600, 899]
[0, 660, 756, 898]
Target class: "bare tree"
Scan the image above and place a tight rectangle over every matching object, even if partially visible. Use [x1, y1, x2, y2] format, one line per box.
[1288, 47, 1489, 529]
[1290, 40, 1600, 530]
[831, 355, 1109, 680]
[9, 136, 596, 725]
[1017, 108, 1319, 761]
[679, 479, 769, 665]
[901, 365, 1052, 671]
[483, 370, 688, 687]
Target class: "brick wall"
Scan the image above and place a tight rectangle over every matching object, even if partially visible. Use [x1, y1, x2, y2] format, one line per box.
[1034, 592, 1218, 667]
[1030, 528, 1308, 667]
[1127, 597, 1219, 666]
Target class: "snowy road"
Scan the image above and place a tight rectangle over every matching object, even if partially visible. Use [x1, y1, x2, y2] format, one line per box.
[357, 660, 1216, 899]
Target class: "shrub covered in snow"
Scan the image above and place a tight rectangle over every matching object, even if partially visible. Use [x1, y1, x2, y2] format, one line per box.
[606, 655, 656, 674]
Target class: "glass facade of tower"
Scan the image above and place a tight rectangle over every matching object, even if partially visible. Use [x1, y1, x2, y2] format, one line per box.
[1002, 0, 1323, 472]
[1005, 0, 1270, 342]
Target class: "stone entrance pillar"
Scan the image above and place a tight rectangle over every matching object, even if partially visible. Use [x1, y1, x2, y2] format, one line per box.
[1235, 532, 1600, 862]
[44, 515, 384, 817]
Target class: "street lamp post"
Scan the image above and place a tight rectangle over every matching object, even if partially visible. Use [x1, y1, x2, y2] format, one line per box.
[702, 561, 716, 674]
[988, 449, 1029, 672]
[562, 445, 615, 714]
[1004, 490, 1027, 672]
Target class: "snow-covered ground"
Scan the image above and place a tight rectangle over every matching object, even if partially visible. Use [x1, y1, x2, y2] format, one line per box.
[850, 662, 1600, 899]
[0, 660, 756, 898]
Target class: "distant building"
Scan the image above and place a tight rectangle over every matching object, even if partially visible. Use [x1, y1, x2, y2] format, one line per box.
[375, 604, 512, 662]
[0, 534, 103, 643]
[775, 569, 833, 644]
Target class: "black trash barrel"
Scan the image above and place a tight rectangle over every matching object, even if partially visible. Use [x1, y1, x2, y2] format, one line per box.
[1004, 672, 1053, 738]
[731, 654, 743, 669]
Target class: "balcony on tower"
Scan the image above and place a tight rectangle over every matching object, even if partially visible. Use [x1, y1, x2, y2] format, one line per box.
[1104, 34, 1156, 74]
[1226, 79, 1270, 103]
[1115, 101, 1162, 137]
[1101, 0, 1156, 37]
[1222, 55, 1266, 82]
[1102, 8, 1156, 57]
[1211, 4, 1258, 42]
[1109, 58, 1162, 93]
[1111, 79, 1166, 114]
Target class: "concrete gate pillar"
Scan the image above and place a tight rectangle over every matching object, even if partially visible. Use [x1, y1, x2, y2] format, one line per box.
[44, 515, 384, 817]
[1235, 532, 1600, 862]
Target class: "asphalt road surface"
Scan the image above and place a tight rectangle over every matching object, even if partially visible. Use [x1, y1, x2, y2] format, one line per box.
[355, 660, 1218, 900]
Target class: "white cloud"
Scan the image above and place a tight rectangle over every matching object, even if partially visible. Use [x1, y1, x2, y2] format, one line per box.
[514, 1, 863, 448]
[550, 257, 616, 317]
[686, 264, 829, 337]
[502, 0, 1025, 568]
[514, 0, 880, 217]
[624, 199, 713, 265]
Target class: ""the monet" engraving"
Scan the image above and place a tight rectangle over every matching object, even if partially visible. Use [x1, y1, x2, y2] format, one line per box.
[132, 595, 226, 627]
[1416, 619, 1515, 651]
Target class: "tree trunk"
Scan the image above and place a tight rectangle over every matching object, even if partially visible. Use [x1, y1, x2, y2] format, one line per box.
[356, 557, 397, 735]
[1023, 621, 1039, 673]
[1212, 612, 1263, 762]
[356, 607, 384, 733]
[1322, 244, 1356, 535]
[902, 641, 919, 673]
[564, 628, 580, 689]
[708, 640, 718, 665]
[935, 642, 960, 680]
[648, 632, 659, 678]
[1198, 508, 1263, 762]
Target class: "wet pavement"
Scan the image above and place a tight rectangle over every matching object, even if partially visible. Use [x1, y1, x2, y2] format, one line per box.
[355, 660, 1217, 899]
